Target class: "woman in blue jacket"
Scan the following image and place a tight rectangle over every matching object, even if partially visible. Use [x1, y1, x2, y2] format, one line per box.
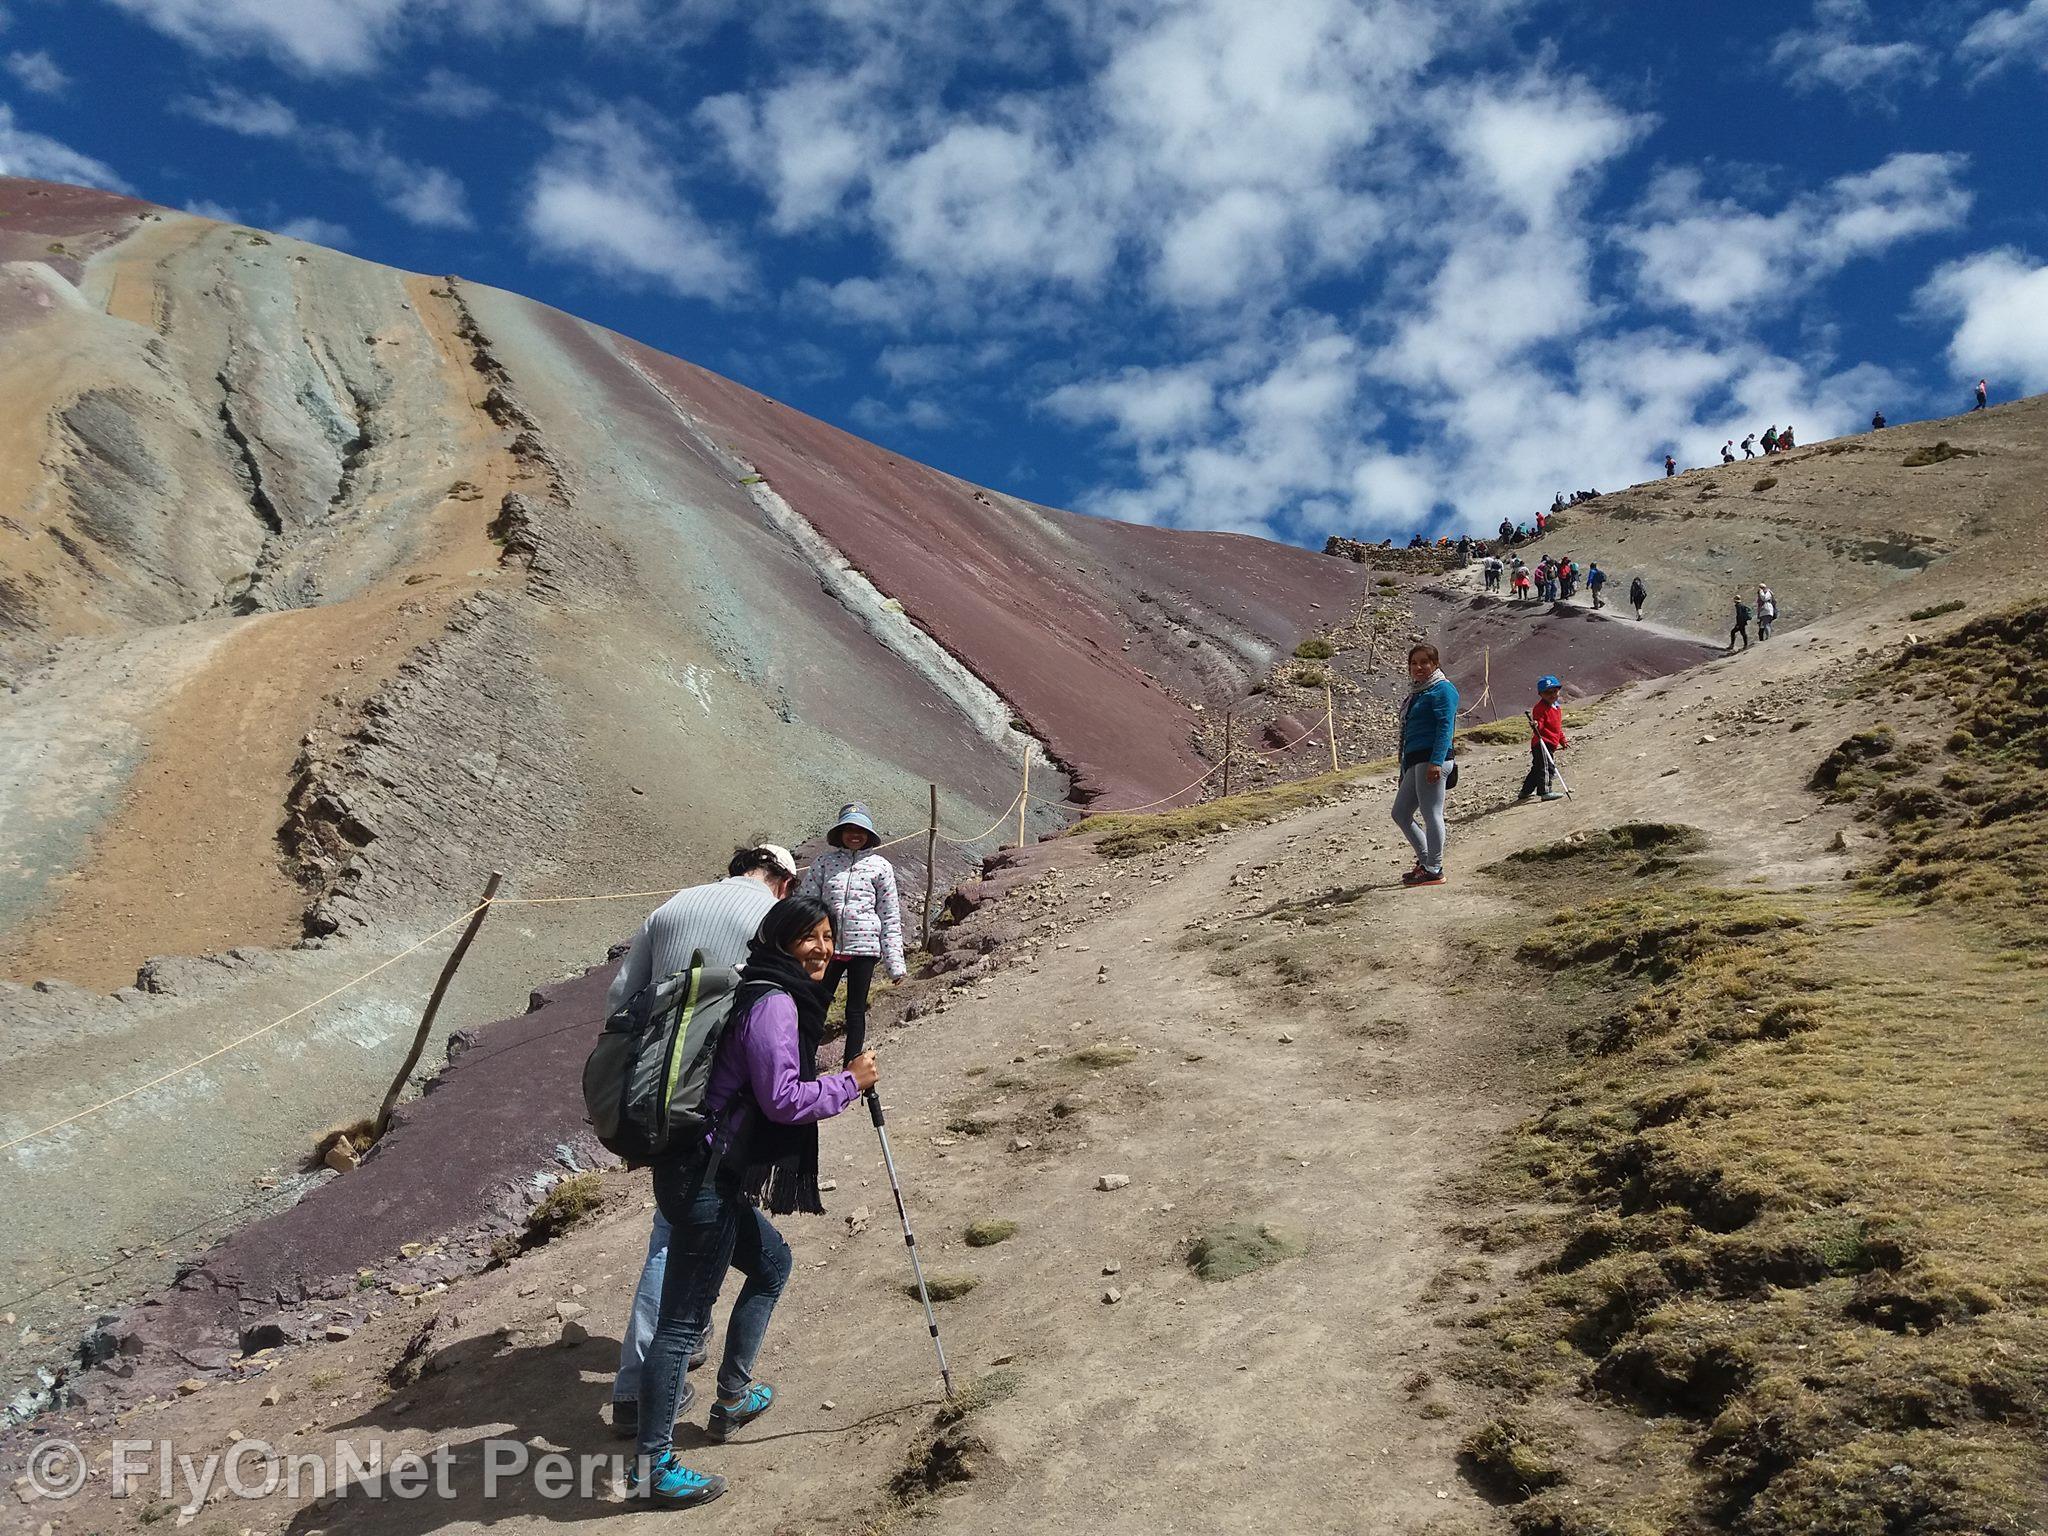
[1393, 642, 1459, 886]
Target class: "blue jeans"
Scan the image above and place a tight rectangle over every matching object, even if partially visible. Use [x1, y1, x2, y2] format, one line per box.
[612, 1209, 672, 1405]
[635, 1159, 793, 1461]
[1392, 761, 1447, 872]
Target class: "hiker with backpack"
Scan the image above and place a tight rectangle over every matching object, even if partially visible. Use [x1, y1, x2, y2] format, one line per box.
[1664, 454, 1677, 478]
[1518, 676, 1568, 802]
[1587, 562, 1607, 609]
[1629, 574, 1647, 621]
[1756, 583, 1777, 640]
[1975, 379, 1988, 410]
[1761, 426, 1779, 454]
[800, 803, 908, 1067]
[1482, 553, 1503, 592]
[603, 845, 800, 1442]
[1741, 433, 1757, 459]
[630, 895, 880, 1507]
[1392, 643, 1459, 887]
[1511, 559, 1531, 600]
[1729, 591, 1753, 651]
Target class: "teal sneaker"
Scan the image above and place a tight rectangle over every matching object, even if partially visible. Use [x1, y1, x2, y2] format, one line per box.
[629, 1452, 726, 1508]
[706, 1381, 775, 1442]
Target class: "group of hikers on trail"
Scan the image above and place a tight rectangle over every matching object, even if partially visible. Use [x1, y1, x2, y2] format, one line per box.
[1729, 583, 1778, 650]
[1483, 553, 1641, 617]
[597, 803, 908, 1507]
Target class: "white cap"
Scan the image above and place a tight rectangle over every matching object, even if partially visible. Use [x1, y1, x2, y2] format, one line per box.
[759, 843, 798, 879]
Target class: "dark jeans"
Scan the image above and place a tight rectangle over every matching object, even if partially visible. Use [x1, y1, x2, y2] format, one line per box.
[820, 956, 877, 1065]
[636, 1158, 793, 1461]
[1519, 742, 1555, 798]
[1730, 623, 1749, 650]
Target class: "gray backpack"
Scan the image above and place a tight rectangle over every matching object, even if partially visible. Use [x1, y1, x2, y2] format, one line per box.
[582, 952, 745, 1164]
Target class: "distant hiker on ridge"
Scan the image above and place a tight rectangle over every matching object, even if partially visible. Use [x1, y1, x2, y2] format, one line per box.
[1975, 378, 1989, 410]
[1392, 643, 1458, 887]
[801, 803, 908, 1068]
[1722, 441, 1735, 464]
[1629, 574, 1648, 621]
[604, 843, 800, 1441]
[1587, 561, 1608, 609]
[1871, 410, 1886, 430]
[1741, 432, 1757, 459]
[1761, 426, 1779, 454]
[1664, 454, 1677, 478]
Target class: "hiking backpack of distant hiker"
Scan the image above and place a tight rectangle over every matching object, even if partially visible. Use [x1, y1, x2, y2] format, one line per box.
[583, 951, 746, 1163]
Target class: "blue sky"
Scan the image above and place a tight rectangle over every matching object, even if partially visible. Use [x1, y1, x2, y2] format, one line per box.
[3, 0, 2046, 546]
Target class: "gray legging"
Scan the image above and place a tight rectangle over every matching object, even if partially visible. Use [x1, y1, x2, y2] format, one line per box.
[1391, 761, 1447, 872]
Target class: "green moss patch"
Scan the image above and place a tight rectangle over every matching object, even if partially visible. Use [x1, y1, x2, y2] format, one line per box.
[523, 1172, 603, 1244]
[963, 1219, 1018, 1248]
[1187, 1222, 1304, 1281]
[914, 1273, 981, 1302]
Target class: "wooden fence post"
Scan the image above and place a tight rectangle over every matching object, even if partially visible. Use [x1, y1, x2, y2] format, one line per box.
[1222, 711, 1233, 799]
[1324, 685, 1340, 773]
[922, 784, 938, 949]
[1017, 748, 1031, 847]
[375, 870, 501, 1139]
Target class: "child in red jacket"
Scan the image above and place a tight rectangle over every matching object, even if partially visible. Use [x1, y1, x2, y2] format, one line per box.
[1518, 676, 1568, 801]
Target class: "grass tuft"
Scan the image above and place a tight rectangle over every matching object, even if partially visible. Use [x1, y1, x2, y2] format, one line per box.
[1187, 1222, 1305, 1281]
[524, 1172, 603, 1244]
[963, 1218, 1018, 1248]
[1073, 761, 1388, 860]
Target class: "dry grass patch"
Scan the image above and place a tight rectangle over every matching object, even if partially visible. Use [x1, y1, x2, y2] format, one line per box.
[1072, 761, 1388, 860]
[1461, 707, 1592, 747]
[1458, 883, 2048, 1535]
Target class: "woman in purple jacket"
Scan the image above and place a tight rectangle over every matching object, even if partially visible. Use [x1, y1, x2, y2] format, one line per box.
[632, 895, 880, 1507]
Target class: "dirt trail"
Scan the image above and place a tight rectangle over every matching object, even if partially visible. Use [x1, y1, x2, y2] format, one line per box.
[13, 720, 1728, 1534]
[0, 280, 521, 990]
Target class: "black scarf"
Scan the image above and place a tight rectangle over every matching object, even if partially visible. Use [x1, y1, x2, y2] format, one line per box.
[727, 939, 828, 1216]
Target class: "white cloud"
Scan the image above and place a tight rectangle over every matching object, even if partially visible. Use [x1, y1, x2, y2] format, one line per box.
[5, 48, 70, 95]
[1957, 0, 2048, 75]
[101, 0, 738, 75]
[413, 66, 496, 118]
[1446, 78, 1647, 227]
[1044, 363, 1218, 445]
[525, 109, 750, 303]
[0, 103, 128, 190]
[104, 0, 413, 74]
[275, 214, 354, 247]
[1771, 0, 1934, 95]
[1623, 153, 1970, 319]
[1917, 249, 2048, 395]
[177, 87, 473, 228]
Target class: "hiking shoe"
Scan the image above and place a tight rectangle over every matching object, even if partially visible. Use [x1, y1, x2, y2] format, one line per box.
[706, 1382, 775, 1442]
[629, 1452, 726, 1508]
[1539, 791, 1565, 801]
[1404, 867, 1446, 887]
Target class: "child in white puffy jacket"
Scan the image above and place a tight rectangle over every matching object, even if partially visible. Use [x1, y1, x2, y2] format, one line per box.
[800, 803, 907, 1066]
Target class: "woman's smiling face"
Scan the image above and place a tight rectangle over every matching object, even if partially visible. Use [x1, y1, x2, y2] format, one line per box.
[789, 916, 834, 980]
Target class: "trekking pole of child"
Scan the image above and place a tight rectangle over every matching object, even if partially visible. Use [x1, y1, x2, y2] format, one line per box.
[867, 1088, 955, 1399]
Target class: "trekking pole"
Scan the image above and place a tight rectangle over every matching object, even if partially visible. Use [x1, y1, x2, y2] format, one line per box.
[867, 1089, 955, 1400]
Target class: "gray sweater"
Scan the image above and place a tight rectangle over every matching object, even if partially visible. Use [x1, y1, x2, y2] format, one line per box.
[604, 876, 779, 1013]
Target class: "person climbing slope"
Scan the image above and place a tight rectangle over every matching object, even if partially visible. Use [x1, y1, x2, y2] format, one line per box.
[1629, 574, 1647, 621]
[1975, 378, 1988, 410]
[1391, 643, 1459, 887]
[605, 842, 799, 1441]
[1587, 562, 1607, 609]
[1756, 583, 1777, 641]
[1512, 559, 1531, 601]
[1518, 676, 1568, 802]
[801, 803, 908, 1067]
[1729, 591, 1753, 651]
[631, 896, 880, 1508]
